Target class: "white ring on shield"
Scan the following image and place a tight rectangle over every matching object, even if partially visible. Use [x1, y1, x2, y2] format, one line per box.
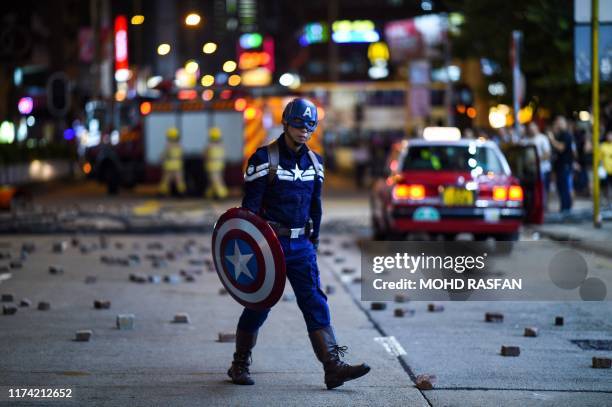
[214, 218, 276, 304]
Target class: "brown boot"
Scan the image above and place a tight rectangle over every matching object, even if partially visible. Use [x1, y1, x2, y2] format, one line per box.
[309, 326, 371, 389]
[227, 329, 257, 385]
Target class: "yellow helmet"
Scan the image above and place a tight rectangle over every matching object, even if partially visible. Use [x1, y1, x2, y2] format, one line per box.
[209, 127, 222, 141]
[166, 127, 179, 139]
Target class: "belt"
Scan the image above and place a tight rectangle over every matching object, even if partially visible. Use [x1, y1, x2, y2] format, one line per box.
[267, 219, 313, 239]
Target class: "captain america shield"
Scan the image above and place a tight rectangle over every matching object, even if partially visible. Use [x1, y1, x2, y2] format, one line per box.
[212, 207, 286, 310]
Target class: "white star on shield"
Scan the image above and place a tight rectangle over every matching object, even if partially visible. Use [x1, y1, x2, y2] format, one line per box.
[226, 241, 254, 281]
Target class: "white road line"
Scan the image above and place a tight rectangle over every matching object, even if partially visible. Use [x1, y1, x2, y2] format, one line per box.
[374, 336, 407, 357]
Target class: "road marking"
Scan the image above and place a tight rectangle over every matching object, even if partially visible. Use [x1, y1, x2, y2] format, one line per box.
[374, 336, 407, 357]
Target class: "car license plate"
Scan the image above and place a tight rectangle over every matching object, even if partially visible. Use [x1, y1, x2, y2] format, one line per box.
[442, 187, 474, 206]
[413, 206, 440, 222]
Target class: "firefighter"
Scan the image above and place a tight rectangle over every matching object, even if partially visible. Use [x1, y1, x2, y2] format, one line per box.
[158, 127, 186, 196]
[204, 127, 228, 199]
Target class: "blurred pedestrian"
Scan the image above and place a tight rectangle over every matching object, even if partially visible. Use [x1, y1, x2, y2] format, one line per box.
[204, 127, 228, 199]
[353, 139, 370, 188]
[158, 127, 186, 196]
[601, 130, 612, 207]
[526, 122, 552, 209]
[548, 116, 574, 213]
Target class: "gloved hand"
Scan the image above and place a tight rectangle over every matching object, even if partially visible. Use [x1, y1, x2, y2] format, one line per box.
[310, 237, 319, 251]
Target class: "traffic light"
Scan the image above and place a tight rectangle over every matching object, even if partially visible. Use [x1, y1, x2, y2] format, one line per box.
[46, 72, 70, 117]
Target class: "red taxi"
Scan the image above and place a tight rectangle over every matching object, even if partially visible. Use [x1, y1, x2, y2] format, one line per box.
[370, 128, 543, 241]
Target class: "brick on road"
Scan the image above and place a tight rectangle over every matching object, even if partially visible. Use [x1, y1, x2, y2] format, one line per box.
[147, 275, 162, 284]
[19, 298, 31, 307]
[116, 314, 135, 330]
[1, 294, 14, 302]
[3, 305, 18, 315]
[84, 276, 97, 284]
[394, 294, 408, 303]
[94, 300, 111, 310]
[173, 313, 190, 323]
[218, 288, 228, 295]
[371, 302, 387, 311]
[341, 267, 355, 274]
[555, 316, 564, 326]
[37, 302, 51, 311]
[592, 357, 611, 369]
[52, 241, 68, 253]
[218, 332, 236, 342]
[325, 285, 336, 295]
[49, 265, 64, 275]
[9, 261, 22, 269]
[428, 303, 444, 312]
[415, 374, 436, 390]
[394, 308, 415, 317]
[163, 274, 181, 284]
[75, 330, 93, 342]
[524, 327, 539, 337]
[501, 346, 520, 357]
[485, 312, 504, 323]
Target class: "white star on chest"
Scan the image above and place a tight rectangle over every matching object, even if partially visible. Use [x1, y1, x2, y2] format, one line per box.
[226, 241, 254, 281]
[292, 164, 303, 181]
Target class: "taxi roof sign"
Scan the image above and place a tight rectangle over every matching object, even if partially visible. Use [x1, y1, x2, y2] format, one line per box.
[422, 127, 461, 141]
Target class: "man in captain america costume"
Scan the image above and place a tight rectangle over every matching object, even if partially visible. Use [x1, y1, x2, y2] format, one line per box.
[227, 97, 371, 389]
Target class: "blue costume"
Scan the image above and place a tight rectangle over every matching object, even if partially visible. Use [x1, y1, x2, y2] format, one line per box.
[238, 133, 329, 333]
[228, 98, 369, 389]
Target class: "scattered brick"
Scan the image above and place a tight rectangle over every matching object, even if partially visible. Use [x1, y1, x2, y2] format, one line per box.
[415, 374, 436, 390]
[394, 308, 415, 317]
[341, 267, 355, 274]
[94, 300, 111, 310]
[116, 314, 135, 330]
[1, 294, 14, 302]
[188, 259, 206, 266]
[114, 242, 124, 250]
[352, 276, 362, 284]
[147, 242, 163, 251]
[173, 313, 190, 323]
[592, 357, 611, 369]
[9, 261, 22, 269]
[555, 316, 564, 326]
[0, 265, 9, 272]
[163, 274, 181, 284]
[334, 257, 345, 264]
[3, 305, 17, 315]
[184, 274, 196, 283]
[322, 250, 334, 256]
[501, 346, 520, 357]
[49, 265, 64, 275]
[428, 304, 444, 312]
[19, 298, 31, 307]
[129, 273, 147, 283]
[71, 237, 80, 247]
[218, 288, 228, 295]
[0, 252, 11, 259]
[394, 294, 408, 303]
[37, 302, 51, 311]
[371, 302, 387, 311]
[325, 285, 336, 295]
[84, 276, 97, 284]
[52, 241, 68, 253]
[485, 312, 504, 323]
[147, 275, 162, 284]
[21, 243, 36, 253]
[75, 330, 93, 342]
[218, 332, 236, 342]
[524, 327, 539, 337]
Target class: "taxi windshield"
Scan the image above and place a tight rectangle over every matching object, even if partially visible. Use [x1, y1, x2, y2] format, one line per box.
[401, 145, 505, 174]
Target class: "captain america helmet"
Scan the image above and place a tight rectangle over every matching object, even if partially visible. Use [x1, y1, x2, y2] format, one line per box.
[282, 98, 318, 132]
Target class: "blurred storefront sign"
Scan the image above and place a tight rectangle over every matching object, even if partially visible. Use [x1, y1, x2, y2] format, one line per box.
[385, 15, 448, 62]
[238, 36, 274, 87]
[332, 20, 380, 43]
[299, 23, 329, 46]
[114, 15, 129, 82]
[78, 28, 94, 63]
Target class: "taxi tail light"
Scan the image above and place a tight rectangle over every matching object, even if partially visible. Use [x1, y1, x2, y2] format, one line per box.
[508, 185, 523, 201]
[492, 186, 507, 201]
[393, 184, 425, 200]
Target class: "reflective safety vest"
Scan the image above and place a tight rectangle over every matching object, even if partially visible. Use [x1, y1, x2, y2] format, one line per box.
[205, 143, 225, 172]
[163, 143, 183, 171]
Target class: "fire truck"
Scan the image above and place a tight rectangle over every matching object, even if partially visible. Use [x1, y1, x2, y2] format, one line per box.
[81, 94, 323, 195]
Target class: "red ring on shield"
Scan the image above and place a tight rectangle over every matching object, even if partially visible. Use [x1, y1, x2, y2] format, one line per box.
[212, 207, 286, 310]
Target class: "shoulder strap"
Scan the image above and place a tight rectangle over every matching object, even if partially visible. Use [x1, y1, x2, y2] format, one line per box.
[306, 149, 322, 184]
[267, 141, 279, 184]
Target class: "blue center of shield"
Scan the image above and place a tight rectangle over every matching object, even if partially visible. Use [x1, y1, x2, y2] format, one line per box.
[223, 238, 257, 284]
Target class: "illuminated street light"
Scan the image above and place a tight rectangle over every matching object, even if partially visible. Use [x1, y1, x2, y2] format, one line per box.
[157, 43, 171, 56]
[201, 75, 215, 87]
[131, 15, 145, 25]
[228, 74, 241, 86]
[223, 60, 237, 73]
[185, 60, 199, 74]
[203, 42, 217, 54]
[185, 13, 201, 26]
